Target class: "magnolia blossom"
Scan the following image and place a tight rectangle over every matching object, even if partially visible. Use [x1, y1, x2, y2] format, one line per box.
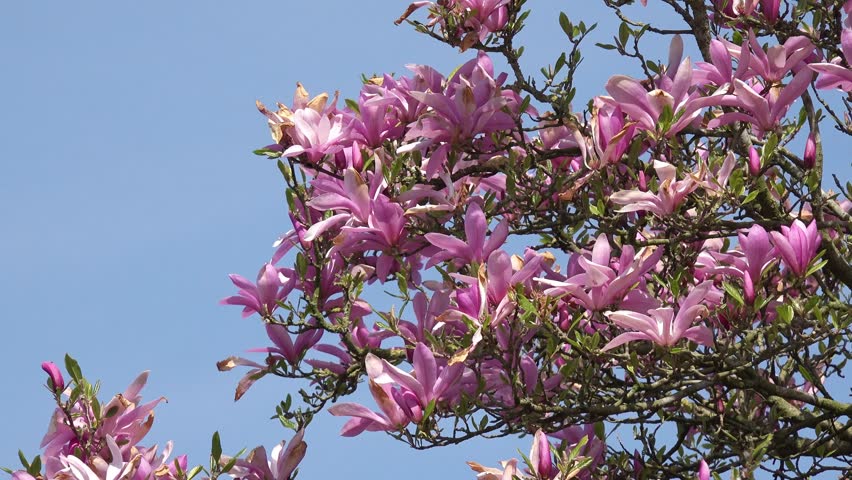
[698, 459, 711, 480]
[809, 29, 852, 91]
[602, 282, 719, 351]
[425, 199, 508, 268]
[224, 430, 306, 480]
[329, 343, 464, 435]
[221, 264, 296, 318]
[770, 219, 822, 276]
[538, 234, 662, 312]
[42, 361, 65, 393]
[528, 430, 556, 480]
[708, 70, 813, 136]
[609, 160, 701, 216]
[396, 0, 509, 43]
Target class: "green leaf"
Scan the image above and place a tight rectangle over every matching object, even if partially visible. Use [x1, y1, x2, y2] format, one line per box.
[776, 304, 793, 324]
[593, 421, 605, 440]
[220, 457, 239, 474]
[741, 190, 759, 205]
[187, 466, 204, 480]
[28, 456, 41, 476]
[277, 160, 292, 183]
[721, 282, 745, 307]
[253, 148, 282, 158]
[18, 450, 29, 470]
[752, 433, 773, 463]
[64, 354, 83, 384]
[618, 22, 631, 47]
[559, 12, 572, 38]
[344, 98, 360, 114]
[211, 431, 222, 463]
[595, 43, 618, 51]
[423, 399, 437, 420]
[798, 365, 816, 385]
[805, 258, 827, 277]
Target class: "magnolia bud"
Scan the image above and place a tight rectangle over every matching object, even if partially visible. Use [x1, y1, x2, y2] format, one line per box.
[532, 430, 554, 479]
[760, 0, 780, 23]
[638, 171, 648, 192]
[748, 146, 761, 177]
[41, 361, 65, 393]
[698, 459, 711, 480]
[803, 132, 816, 170]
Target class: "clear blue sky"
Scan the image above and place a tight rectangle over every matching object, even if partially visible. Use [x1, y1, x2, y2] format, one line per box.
[1, 2, 847, 479]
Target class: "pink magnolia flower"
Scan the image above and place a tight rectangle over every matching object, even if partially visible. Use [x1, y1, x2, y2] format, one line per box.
[708, 69, 813, 136]
[803, 131, 816, 169]
[256, 82, 336, 146]
[588, 98, 635, 168]
[134, 442, 186, 480]
[610, 160, 700, 216]
[467, 459, 520, 480]
[770, 219, 821, 276]
[398, 290, 452, 344]
[538, 122, 585, 171]
[221, 263, 296, 318]
[59, 435, 138, 480]
[538, 234, 662, 312]
[401, 53, 517, 177]
[715, 0, 758, 18]
[453, 0, 510, 42]
[748, 145, 761, 176]
[735, 33, 814, 83]
[224, 430, 306, 480]
[810, 29, 852, 91]
[364, 64, 445, 126]
[42, 361, 65, 393]
[329, 343, 464, 435]
[528, 430, 556, 480]
[694, 37, 752, 87]
[604, 38, 724, 138]
[396, 1, 509, 42]
[738, 224, 776, 303]
[425, 199, 508, 268]
[337, 195, 423, 281]
[41, 372, 167, 478]
[280, 108, 349, 163]
[761, 0, 781, 23]
[602, 282, 718, 351]
[248, 323, 324, 366]
[550, 425, 606, 478]
[698, 459, 711, 480]
[347, 96, 404, 147]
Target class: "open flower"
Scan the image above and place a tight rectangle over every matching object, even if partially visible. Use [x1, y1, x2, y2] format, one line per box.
[425, 199, 508, 268]
[602, 282, 718, 351]
[224, 430, 307, 480]
[221, 264, 296, 318]
[809, 29, 852, 91]
[329, 343, 464, 435]
[610, 160, 701, 216]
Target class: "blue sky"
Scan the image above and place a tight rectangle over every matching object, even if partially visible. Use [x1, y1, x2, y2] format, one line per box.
[1, 2, 848, 479]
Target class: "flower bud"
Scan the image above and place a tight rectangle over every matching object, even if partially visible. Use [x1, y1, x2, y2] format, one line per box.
[698, 459, 711, 480]
[760, 0, 780, 23]
[531, 430, 555, 479]
[803, 132, 816, 170]
[638, 171, 648, 192]
[41, 361, 65, 393]
[748, 146, 761, 176]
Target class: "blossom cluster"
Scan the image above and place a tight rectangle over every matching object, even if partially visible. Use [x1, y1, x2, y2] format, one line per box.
[215, 2, 849, 476]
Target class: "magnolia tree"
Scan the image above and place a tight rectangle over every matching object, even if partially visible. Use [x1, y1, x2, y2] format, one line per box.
[9, 0, 852, 479]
